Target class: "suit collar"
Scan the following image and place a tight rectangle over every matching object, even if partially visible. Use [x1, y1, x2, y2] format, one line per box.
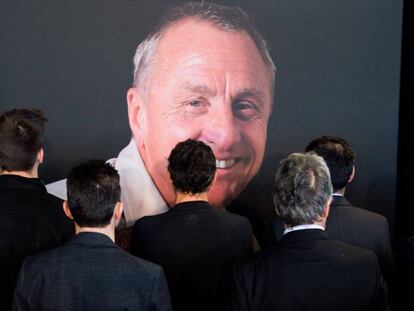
[280, 229, 331, 244]
[0, 174, 46, 192]
[331, 195, 352, 207]
[173, 200, 211, 211]
[68, 232, 115, 248]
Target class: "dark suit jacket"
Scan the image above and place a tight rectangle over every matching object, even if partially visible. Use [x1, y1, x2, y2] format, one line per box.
[326, 195, 392, 287]
[13, 232, 172, 311]
[229, 229, 388, 311]
[131, 200, 253, 311]
[272, 196, 392, 287]
[0, 174, 74, 310]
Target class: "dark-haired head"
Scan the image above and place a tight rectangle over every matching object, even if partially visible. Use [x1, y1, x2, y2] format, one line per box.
[0, 109, 47, 172]
[168, 139, 216, 195]
[305, 135, 355, 192]
[66, 160, 121, 228]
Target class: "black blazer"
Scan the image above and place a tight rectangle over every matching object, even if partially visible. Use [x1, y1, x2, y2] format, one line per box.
[272, 196, 392, 286]
[326, 195, 393, 287]
[131, 200, 253, 311]
[229, 229, 388, 311]
[13, 232, 172, 311]
[0, 175, 74, 310]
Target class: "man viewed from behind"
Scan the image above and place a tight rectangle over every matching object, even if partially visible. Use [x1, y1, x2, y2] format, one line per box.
[13, 160, 172, 311]
[0, 109, 74, 310]
[229, 152, 388, 311]
[131, 139, 253, 311]
[305, 135, 392, 290]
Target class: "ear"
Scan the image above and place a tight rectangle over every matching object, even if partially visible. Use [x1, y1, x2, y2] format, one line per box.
[37, 148, 44, 165]
[62, 201, 74, 220]
[348, 165, 355, 183]
[113, 202, 123, 221]
[323, 196, 332, 218]
[127, 87, 147, 150]
[211, 172, 218, 187]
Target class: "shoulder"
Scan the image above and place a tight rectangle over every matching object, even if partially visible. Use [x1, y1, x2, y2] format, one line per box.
[216, 208, 252, 228]
[332, 201, 388, 226]
[132, 213, 166, 234]
[328, 238, 380, 265]
[115, 247, 164, 278]
[22, 243, 67, 273]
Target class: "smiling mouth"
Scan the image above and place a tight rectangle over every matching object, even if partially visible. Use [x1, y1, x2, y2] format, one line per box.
[216, 158, 237, 169]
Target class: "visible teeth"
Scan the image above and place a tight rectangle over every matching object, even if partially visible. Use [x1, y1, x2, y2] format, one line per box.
[216, 159, 236, 169]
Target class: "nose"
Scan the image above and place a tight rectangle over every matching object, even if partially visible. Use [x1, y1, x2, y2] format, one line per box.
[201, 106, 241, 152]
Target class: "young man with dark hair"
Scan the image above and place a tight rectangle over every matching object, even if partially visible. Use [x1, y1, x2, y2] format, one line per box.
[305, 135, 393, 293]
[131, 139, 253, 311]
[0, 108, 74, 310]
[13, 160, 172, 311]
[229, 152, 388, 311]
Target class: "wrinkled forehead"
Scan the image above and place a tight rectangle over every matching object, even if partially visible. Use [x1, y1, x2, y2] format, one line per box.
[153, 19, 274, 89]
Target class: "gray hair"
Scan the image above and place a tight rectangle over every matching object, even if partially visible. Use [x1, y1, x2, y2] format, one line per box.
[132, 1, 276, 97]
[273, 152, 333, 227]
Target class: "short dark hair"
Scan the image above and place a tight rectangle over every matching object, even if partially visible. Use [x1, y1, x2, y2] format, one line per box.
[0, 109, 47, 171]
[66, 160, 121, 228]
[305, 135, 356, 192]
[273, 152, 333, 227]
[168, 139, 216, 194]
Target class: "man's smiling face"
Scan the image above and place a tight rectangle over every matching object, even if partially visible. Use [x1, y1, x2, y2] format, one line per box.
[128, 19, 273, 207]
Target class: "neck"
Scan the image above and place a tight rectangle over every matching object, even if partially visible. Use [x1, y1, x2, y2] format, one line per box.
[285, 220, 326, 231]
[75, 223, 115, 242]
[175, 191, 209, 205]
[1, 169, 38, 178]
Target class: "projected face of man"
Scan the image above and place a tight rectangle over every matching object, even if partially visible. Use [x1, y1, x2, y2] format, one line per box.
[127, 19, 273, 208]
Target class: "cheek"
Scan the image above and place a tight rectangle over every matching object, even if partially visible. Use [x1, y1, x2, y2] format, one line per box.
[241, 121, 268, 158]
[146, 117, 203, 158]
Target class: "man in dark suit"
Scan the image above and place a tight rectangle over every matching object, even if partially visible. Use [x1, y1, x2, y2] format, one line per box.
[229, 152, 388, 311]
[304, 135, 392, 290]
[0, 109, 74, 310]
[13, 160, 172, 311]
[131, 139, 253, 311]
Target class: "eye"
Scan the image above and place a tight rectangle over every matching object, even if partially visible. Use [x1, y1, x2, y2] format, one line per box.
[184, 99, 208, 115]
[232, 100, 259, 121]
[189, 100, 202, 107]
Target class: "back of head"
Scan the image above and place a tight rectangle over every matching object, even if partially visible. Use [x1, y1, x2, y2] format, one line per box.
[132, 1, 275, 95]
[0, 109, 47, 171]
[168, 139, 216, 195]
[273, 152, 333, 227]
[66, 160, 120, 227]
[305, 135, 355, 192]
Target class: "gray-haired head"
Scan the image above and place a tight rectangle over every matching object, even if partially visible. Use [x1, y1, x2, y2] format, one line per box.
[273, 152, 333, 227]
[132, 1, 276, 97]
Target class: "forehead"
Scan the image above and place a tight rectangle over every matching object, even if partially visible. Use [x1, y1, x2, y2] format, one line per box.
[150, 19, 272, 91]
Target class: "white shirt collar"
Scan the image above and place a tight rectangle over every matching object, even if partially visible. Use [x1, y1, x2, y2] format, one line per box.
[283, 224, 325, 235]
[110, 139, 168, 227]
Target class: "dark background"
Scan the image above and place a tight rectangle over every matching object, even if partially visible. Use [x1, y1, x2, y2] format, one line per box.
[1, 0, 408, 244]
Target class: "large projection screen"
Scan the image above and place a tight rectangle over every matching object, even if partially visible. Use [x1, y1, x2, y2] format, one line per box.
[0, 0, 403, 238]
